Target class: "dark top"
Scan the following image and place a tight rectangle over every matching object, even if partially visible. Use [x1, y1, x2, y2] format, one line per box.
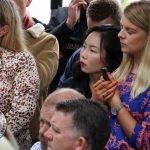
[59, 74, 91, 98]
[34, 7, 87, 57]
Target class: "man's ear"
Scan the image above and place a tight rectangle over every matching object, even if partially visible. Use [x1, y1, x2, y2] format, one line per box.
[0, 25, 9, 37]
[26, 0, 32, 7]
[75, 137, 88, 150]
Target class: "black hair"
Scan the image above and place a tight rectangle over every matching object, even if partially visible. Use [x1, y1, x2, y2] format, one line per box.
[73, 24, 122, 79]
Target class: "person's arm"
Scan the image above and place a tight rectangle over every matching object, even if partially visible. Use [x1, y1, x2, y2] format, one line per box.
[110, 92, 150, 149]
[46, 7, 68, 32]
[117, 100, 150, 149]
[49, 20, 73, 45]
[5, 52, 40, 135]
[93, 75, 150, 149]
[35, 34, 59, 91]
[47, 0, 87, 45]
[65, 0, 87, 29]
[26, 25, 59, 92]
[110, 94, 137, 139]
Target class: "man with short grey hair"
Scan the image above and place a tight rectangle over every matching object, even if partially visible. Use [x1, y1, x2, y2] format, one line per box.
[31, 88, 85, 150]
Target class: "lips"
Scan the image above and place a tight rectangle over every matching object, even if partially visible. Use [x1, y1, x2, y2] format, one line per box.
[120, 41, 127, 46]
[80, 61, 86, 67]
[47, 144, 52, 150]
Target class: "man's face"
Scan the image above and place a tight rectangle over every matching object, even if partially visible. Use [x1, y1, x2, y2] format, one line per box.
[45, 111, 77, 150]
[13, 0, 31, 18]
[39, 106, 55, 150]
[87, 16, 114, 29]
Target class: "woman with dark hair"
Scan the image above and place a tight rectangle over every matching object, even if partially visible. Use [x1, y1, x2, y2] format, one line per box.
[59, 25, 122, 98]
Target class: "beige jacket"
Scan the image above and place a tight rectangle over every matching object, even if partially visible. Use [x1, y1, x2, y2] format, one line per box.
[26, 23, 59, 140]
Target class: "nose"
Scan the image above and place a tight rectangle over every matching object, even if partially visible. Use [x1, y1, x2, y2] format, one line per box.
[118, 28, 125, 39]
[80, 48, 87, 59]
[39, 124, 49, 137]
[44, 128, 53, 141]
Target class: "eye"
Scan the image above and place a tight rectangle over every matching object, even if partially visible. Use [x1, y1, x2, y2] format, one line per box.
[52, 125, 60, 133]
[53, 128, 60, 133]
[127, 30, 134, 35]
[40, 119, 44, 124]
[126, 28, 136, 35]
[90, 49, 97, 53]
[47, 122, 51, 127]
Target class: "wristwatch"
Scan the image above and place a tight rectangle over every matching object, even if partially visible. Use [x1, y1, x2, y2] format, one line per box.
[111, 103, 124, 115]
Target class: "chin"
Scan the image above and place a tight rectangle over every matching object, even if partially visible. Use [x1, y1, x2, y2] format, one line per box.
[81, 68, 88, 73]
[41, 143, 47, 150]
[47, 146, 52, 150]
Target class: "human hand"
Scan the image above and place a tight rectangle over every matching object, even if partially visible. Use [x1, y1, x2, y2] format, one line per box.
[92, 73, 121, 107]
[66, 0, 87, 28]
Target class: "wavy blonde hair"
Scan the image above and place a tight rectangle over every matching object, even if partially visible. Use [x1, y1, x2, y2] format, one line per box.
[114, 0, 150, 98]
[0, 0, 27, 51]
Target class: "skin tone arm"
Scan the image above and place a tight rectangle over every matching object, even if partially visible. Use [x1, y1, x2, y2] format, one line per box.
[66, 0, 87, 28]
[92, 74, 137, 138]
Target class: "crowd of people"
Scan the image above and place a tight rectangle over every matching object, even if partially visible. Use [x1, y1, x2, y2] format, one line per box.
[0, 0, 149, 150]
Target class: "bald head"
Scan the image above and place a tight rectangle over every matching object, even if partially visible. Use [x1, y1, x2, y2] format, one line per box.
[43, 88, 85, 107]
[39, 88, 85, 149]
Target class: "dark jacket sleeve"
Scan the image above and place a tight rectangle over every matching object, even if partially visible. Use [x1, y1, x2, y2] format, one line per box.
[49, 20, 73, 46]
[44, 7, 75, 49]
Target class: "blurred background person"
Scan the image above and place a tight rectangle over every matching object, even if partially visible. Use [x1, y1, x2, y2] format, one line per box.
[12, 0, 59, 143]
[0, 0, 40, 149]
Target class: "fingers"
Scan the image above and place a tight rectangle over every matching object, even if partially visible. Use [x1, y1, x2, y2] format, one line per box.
[69, 0, 87, 8]
[101, 85, 117, 100]
[70, 0, 87, 5]
[93, 79, 103, 88]
[92, 74, 118, 103]
[67, 0, 87, 28]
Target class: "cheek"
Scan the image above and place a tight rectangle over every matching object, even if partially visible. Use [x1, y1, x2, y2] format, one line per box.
[128, 38, 145, 52]
[88, 57, 102, 71]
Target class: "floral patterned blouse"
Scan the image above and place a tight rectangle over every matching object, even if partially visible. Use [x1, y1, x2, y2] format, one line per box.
[0, 47, 40, 150]
[106, 73, 150, 150]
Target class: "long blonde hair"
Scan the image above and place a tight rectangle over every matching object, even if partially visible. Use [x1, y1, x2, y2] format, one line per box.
[114, 0, 150, 98]
[0, 0, 27, 51]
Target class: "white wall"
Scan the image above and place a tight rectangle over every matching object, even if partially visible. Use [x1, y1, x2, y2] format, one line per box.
[28, 0, 50, 24]
[28, 0, 138, 24]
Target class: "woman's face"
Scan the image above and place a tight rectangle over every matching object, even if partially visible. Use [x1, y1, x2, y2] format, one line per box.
[80, 31, 106, 74]
[118, 15, 147, 57]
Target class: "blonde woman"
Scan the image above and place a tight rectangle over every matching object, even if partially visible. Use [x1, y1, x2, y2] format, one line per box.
[93, 0, 150, 149]
[0, 0, 40, 149]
